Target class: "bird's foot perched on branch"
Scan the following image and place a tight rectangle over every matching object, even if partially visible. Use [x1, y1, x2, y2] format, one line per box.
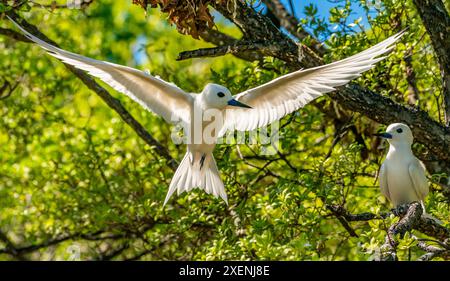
[381, 202, 423, 261]
[391, 203, 413, 217]
[380, 202, 450, 261]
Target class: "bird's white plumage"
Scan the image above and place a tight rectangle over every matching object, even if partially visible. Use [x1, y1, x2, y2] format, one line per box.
[379, 163, 391, 202]
[9, 16, 404, 205]
[220, 31, 404, 135]
[408, 160, 429, 201]
[8, 18, 193, 126]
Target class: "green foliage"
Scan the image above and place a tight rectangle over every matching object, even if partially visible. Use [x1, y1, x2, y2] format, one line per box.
[0, 0, 448, 260]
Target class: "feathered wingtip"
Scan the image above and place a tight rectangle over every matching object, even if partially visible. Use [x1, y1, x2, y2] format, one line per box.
[394, 27, 408, 40]
[6, 15, 57, 48]
[6, 15, 29, 37]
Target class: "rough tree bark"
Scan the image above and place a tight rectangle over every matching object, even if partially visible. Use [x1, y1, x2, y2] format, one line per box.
[261, 0, 326, 56]
[412, 0, 450, 126]
[380, 202, 423, 261]
[210, 0, 323, 68]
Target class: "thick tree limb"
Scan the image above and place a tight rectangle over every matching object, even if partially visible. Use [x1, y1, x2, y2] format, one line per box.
[3, 11, 178, 171]
[415, 216, 450, 242]
[404, 50, 420, 106]
[210, 0, 322, 69]
[177, 40, 292, 61]
[412, 0, 450, 126]
[198, 29, 264, 62]
[380, 202, 423, 261]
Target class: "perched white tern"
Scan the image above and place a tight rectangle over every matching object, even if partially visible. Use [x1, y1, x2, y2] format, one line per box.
[9, 17, 404, 205]
[375, 123, 429, 211]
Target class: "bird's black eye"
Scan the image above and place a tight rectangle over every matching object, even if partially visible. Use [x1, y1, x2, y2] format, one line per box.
[217, 92, 225, 98]
[397, 128, 403, 133]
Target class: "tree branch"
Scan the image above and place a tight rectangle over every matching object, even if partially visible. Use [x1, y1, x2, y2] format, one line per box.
[198, 29, 264, 62]
[414, 236, 450, 261]
[29, 0, 95, 10]
[404, 49, 420, 106]
[415, 215, 450, 242]
[210, 0, 322, 69]
[327, 204, 389, 222]
[380, 202, 423, 261]
[177, 40, 292, 61]
[3, 11, 178, 171]
[327, 202, 450, 258]
[326, 205, 359, 237]
[412, 0, 450, 126]
[0, 27, 30, 42]
[0, 229, 126, 257]
[0, 217, 167, 259]
[417, 243, 450, 261]
[262, 0, 326, 55]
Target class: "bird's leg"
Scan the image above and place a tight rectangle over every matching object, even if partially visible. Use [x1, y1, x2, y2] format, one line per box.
[392, 204, 406, 217]
[200, 154, 206, 170]
[188, 152, 194, 166]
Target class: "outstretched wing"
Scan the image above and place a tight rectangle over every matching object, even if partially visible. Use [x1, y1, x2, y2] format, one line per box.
[220, 31, 404, 133]
[9, 17, 193, 125]
[408, 159, 429, 201]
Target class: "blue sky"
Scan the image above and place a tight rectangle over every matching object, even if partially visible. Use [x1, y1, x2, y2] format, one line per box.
[252, 0, 376, 41]
[278, 0, 371, 27]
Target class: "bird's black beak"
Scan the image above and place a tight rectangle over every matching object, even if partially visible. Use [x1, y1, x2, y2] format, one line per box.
[374, 132, 393, 139]
[227, 98, 252, 109]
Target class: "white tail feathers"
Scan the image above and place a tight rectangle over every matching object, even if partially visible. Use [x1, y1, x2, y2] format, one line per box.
[163, 152, 228, 206]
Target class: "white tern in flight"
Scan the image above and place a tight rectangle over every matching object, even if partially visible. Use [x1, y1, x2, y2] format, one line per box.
[375, 123, 429, 211]
[9, 17, 404, 206]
